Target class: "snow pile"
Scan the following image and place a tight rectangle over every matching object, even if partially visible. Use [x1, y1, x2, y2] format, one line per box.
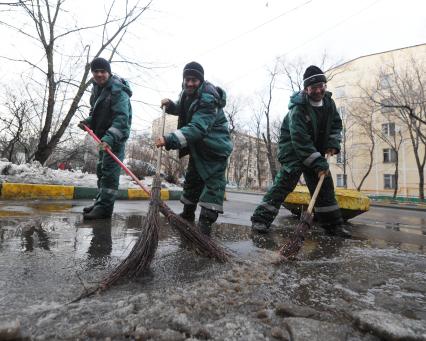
[0, 160, 182, 190]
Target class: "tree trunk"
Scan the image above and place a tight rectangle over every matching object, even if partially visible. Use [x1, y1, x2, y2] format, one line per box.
[256, 141, 262, 189]
[393, 156, 399, 199]
[418, 165, 425, 201]
[357, 144, 374, 191]
[262, 133, 277, 180]
[34, 68, 91, 164]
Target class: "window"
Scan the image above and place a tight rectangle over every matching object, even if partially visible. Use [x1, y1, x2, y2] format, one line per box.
[384, 174, 396, 189]
[382, 122, 395, 136]
[381, 98, 394, 113]
[380, 74, 392, 89]
[336, 152, 345, 164]
[338, 106, 346, 120]
[336, 174, 347, 187]
[383, 148, 397, 163]
[335, 86, 346, 99]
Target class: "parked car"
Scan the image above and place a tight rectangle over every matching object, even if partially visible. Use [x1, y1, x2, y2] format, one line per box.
[226, 181, 238, 189]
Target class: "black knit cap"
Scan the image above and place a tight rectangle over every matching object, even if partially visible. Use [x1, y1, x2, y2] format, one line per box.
[303, 65, 327, 88]
[183, 61, 204, 82]
[90, 57, 111, 74]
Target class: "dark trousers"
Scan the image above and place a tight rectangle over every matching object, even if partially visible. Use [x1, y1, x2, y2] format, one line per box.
[94, 143, 125, 213]
[180, 157, 227, 213]
[251, 166, 343, 227]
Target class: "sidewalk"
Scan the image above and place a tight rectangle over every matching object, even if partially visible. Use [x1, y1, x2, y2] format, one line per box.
[226, 189, 426, 212]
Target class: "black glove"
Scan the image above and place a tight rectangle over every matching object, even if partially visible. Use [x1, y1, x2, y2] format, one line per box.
[78, 121, 87, 130]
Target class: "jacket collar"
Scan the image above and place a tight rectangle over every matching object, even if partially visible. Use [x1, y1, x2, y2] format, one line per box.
[92, 76, 113, 110]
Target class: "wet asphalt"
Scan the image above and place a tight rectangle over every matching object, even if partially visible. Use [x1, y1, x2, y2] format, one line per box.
[0, 193, 425, 340]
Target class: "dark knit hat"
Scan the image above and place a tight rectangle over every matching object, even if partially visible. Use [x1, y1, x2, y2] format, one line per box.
[303, 65, 327, 88]
[183, 61, 204, 82]
[90, 57, 111, 74]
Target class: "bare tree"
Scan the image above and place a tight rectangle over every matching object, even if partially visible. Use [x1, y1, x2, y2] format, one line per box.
[244, 136, 253, 187]
[224, 95, 243, 135]
[0, 94, 30, 161]
[333, 103, 357, 189]
[259, 61, 279, 180]
[250, 110, 264, 189]
[365, 57, 426, 200]
[231, 135, 247, 188]
[279, 56, 306, 92]
[1, 0, 153, 164]
[0, 90, 41, 162]
[224, 95, 244, 183]
[346, 100, 376, 191]
[44, 131, 93, 170]
[361, 88, 404, 199]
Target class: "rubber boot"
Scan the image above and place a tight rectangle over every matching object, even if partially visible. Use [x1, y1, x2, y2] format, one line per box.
[179, 204, 197, 224]
[83, 205, 113, 220]
[83, 204, 95, 214]
[197, 207, 218, 237]
[251, 220, 269, 234]
[323, 224, 352, 239]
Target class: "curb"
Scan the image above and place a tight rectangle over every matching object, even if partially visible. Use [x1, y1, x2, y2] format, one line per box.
[0, 183, 183, 201]
[226, 189, 265, 196]
[227, 188, 426, 212]
[369, 202, 426, 212]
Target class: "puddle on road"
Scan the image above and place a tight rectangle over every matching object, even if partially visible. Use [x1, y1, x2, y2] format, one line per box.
[1, 209, 426, 339]
[0, 201, 73, 217]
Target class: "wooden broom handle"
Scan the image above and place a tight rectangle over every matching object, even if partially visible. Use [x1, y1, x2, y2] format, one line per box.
[306, 154, 331, 214]
[155, 107, 167, 176]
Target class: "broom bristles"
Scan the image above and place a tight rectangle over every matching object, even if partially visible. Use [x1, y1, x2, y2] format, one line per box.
[278, 212, 313, 260]
[159, 202, 231, 263]
[71, 177, 162, 302]
[71, 177, 231, 303]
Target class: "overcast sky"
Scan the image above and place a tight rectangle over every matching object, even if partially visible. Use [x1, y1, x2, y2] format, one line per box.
[1, 0, 425, 133]
[121, 0, 426, 132]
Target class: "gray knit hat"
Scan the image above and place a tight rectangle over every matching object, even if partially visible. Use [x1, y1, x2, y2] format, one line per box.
[90, 57, 111, 74]
[183, 61, 204, 82]
[303, 65, 326, 88]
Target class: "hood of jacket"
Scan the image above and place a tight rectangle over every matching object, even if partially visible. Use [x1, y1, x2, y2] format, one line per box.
[195, 81, 226, 109]
[94, 75, 133, 97]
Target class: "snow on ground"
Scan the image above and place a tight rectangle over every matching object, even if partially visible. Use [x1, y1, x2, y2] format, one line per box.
[0, 160, 182, 190]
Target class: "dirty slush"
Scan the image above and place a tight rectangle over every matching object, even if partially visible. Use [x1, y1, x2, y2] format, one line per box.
[1, 202, 426, 340]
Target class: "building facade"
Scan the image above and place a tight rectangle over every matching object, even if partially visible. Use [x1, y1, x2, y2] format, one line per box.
[151, 115, 179, 138]
[326, 44, 426, 199]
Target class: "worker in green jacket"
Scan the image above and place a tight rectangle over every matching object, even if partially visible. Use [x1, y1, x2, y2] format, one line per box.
[79, 57, 132, 219]
[251, 65, 351, 238]
[155, 62, 233, 236]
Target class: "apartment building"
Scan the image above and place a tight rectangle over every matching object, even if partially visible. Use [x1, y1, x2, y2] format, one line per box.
[326, 44, 426, 199]
[151, 115, 179, 138]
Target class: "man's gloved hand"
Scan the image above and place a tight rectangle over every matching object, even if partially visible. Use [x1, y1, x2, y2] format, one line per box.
[160, 98, 171, 110]
[98, 141, 111, 151]
[155, 136, 166, 148]
[317, 169, 330, 178]
[78, 121, 87, 130]
[325, 148, 338, 156]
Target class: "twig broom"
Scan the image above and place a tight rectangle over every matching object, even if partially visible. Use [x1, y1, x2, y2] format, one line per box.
[277, 155, 330, 261]
[73, 118, 230, 301]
